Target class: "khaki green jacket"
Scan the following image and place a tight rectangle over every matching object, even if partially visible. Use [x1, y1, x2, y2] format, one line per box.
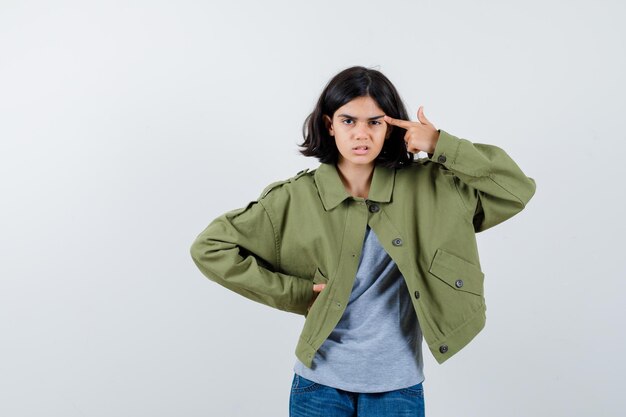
[190, 130, 536, 367]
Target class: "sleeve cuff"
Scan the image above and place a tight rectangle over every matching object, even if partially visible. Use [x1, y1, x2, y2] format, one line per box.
[428, 129, 460, 167]
[288, 276, 315, 315]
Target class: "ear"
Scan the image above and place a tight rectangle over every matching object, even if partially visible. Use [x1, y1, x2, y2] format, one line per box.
[323, 114, 334, 136]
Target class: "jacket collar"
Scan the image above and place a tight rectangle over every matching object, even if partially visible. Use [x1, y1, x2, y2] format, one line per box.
[314, 162, 395, 211]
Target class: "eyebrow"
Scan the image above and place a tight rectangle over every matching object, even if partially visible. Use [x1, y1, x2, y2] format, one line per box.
[336, 114, 385, 120]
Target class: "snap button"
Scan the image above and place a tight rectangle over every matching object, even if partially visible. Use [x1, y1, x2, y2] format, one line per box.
[455, 279, 464, 288]
[439, 344, 449, 353]
[438, 154, 447, 163]
[414, 290, 420, 299]
[368, 203, 380, 213]
[392, 238, 403, 246]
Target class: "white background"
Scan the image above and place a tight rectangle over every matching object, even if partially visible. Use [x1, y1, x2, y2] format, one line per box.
[1, 1, 624, 416]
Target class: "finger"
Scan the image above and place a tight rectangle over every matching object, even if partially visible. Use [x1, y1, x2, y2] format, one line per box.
[406, 143, 421, 153]
[313, 284, 326, 292]
[404, 133, 420, 153]
[383, 115, 414, 129]
[417, 106, 431, 126]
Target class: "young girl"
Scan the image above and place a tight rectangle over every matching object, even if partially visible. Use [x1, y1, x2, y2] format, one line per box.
[190, 66, 536, 416]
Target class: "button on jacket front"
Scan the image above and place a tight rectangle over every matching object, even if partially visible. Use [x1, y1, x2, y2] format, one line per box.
[190, 130, 537, 367]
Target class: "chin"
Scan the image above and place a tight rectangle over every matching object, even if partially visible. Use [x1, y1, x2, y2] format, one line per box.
[338, 156, 377, 167]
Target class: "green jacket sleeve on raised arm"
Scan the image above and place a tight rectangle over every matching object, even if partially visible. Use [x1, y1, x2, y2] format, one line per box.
[429, 129, 537, 232]
[190, 199, 314, 315]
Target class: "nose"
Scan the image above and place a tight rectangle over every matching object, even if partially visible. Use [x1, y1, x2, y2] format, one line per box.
[354, 121, 371, 139]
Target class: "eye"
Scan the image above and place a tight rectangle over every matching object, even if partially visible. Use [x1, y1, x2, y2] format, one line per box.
[370, 120, 382, 125]
[342, 119, 354, 125]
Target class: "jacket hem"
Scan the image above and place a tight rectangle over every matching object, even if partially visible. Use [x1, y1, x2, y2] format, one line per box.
[428, 304, 486, 364]
[295, 335, 317, 369]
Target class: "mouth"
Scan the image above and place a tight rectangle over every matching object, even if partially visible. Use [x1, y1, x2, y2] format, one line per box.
[352, 145, 370, 155]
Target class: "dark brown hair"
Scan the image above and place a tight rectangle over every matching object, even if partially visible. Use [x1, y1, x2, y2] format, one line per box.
[298, 66, 414, 168]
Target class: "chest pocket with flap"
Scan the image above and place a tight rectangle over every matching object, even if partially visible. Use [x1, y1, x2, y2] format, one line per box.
[428, 248, 484, 296]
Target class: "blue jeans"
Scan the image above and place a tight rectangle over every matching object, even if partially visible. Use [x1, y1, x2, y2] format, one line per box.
[289, 373, 425, 417]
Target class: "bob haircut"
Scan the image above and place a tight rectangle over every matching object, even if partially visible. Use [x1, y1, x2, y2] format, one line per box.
[298, 66, 414, 169]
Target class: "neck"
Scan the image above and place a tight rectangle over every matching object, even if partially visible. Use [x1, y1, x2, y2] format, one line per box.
[336, 160, 374, 199]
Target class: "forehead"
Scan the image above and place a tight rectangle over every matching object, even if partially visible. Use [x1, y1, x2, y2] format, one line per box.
[334, 96, 384, 117]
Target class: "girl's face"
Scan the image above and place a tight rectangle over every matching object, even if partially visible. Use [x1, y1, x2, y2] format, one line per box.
[323, 95, 392, 171]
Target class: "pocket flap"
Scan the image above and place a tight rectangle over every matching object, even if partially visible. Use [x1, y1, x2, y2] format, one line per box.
[428, 248, 484, 296]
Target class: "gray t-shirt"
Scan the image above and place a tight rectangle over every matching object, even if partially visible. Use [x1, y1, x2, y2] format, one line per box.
[293, 224, 425, 393]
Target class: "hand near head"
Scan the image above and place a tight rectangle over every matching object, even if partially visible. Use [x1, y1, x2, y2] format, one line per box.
[307, 284, 326, 312]
[383, 106, 440, 154]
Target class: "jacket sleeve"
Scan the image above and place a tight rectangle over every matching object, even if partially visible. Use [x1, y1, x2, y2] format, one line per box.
[427, 129, 536, 232]
[189, 198, 315, 315]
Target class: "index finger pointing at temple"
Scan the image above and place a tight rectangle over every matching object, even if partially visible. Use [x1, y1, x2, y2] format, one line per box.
[383, 115, 414, 129]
